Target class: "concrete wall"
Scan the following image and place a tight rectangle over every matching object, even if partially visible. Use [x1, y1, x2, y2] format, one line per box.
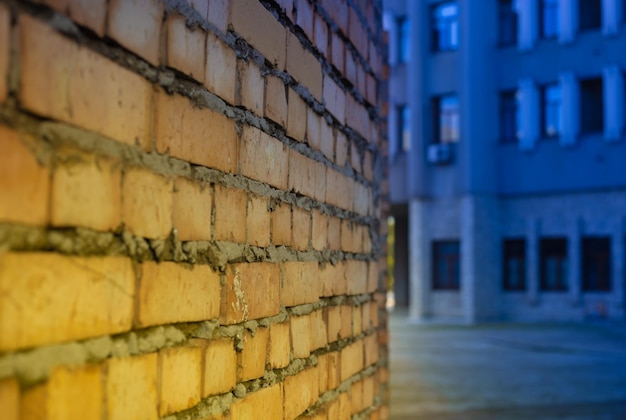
[0, 0, 390, 418]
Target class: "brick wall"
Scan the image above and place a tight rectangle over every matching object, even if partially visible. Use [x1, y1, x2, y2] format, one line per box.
[0, 0, 389, 418]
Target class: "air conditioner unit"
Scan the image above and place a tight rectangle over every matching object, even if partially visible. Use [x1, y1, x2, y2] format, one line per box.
[427, 143, 453, 164]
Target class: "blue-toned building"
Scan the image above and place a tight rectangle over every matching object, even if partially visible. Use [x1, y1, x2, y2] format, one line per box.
[383, 0, 626, 322]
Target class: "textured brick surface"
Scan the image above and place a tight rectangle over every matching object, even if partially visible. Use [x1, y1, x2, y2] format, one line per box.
[240, 126, 289, 189]
[0, 378, 19, 420]
[269, 322, 291, 369]
[203, 339, 237, 396]
[230, 384, 283, 419]
[159, 346, 202, 415]
[172, 177, 213, 241]
[205, 32, 236, 103]
[239, 328, 269, 381]
[214, 185, 247, 243]
[284, 368, 319, 419]
[167, 14, 206, 82]
[0, 253, 134, 351]
[108, 0, 163, 65]
[0, 5, 9, 103]
[107, 354, 158, 420]
[221, 263, 280, 324]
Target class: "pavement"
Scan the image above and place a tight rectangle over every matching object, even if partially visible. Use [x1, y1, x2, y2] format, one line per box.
[389, 309, 626, 419]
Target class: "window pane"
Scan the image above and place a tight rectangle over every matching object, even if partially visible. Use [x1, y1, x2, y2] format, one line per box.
[579, 0, 602, 31]
[581, 78, 603, 134]
[503, 239, 526, 291]
[500, 90, 518, 142]
[499, 0, 518, 46]
[398, 18, 410, 63]
[435, 95, 459, 143]
[542, 84, 561, 138]
[433, 240, 461, 290]
[540, 238, 568, 291]
[432, 2, 459, 51]
[582, 237, 611, 291]
[541, 0, 559, 38]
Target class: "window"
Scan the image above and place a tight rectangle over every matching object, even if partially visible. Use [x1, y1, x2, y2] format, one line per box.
[582, 237, 611, 291]
[503, 239, 526, 291]
[431, 2, 459, 51]
[498, 0, 518, 46]
[581, 78, 603, 134]
[540, 238, 568, 291]
[433, 95, 460, 143]
[397, 105, 411, 153]
[432, 240, 460, 290]
[540, 0, 559, 38]
[499, 90, 520, 143]
[579, 0, 602, 31]
[397, 17, 410, 63]
[541, 83, 562, 138]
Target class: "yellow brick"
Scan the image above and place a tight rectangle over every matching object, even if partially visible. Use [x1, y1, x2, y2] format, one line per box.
[51, 155, 121, 231]
[271, 202, 291, 246]
[327, 351, 340, 390]
[0, 253, 134, 351]
[0, 126, 50, 225]
[21, 384, 46, 420]
[221, 263, 280, 324]
[172, 177, 213, 241]
[167, 14, 206, 82]
[265, 75, 287, 126]
[239, 328, 269, 382]
[291, 206, 310, 251]
[68, 0, 107, 36]
[284, 367, 319, 419]
[138, 262, 220, 327]
[108, 0, 163, 65]
[317, 354, 328, 394]
[346, 260, 369, 296]
[340, 341, 364, 381]
[237, 59, 264, 115]
[214, 185, 247, 243]
[286, 33, 322, 100]
[0, 5, 9, 103]
[339, 305, 353, 339]
[122, 167, 173, 239]
[159, 346, 202, 415]
[205, 32, 236, 103]
[287, 88, 307, 141]
[107, 354, 158, 420]
[0, 378, 19, 420]
[281, 262, 319, 307]
[338, 392, 351, 420]
[362, 375, 375, 409]
[310, 309, 327, 351]
[204, 338, 237, 397]
[290, 314, 311, 359]
[352, 305, 362, 336]
[327, 216, 341, 250]
[350, 380, 363, 414]
[269, 322, 291, 369]
[364, 333, 379, 367]
[311, 211, 328, 250]
[230, 384, 283, 419]
[247, 194, 270, 247]
[240, 126, 288, 190]
[21, 15, 151, 148]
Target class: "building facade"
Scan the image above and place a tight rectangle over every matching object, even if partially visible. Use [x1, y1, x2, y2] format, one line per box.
[384, 0, 626, 322]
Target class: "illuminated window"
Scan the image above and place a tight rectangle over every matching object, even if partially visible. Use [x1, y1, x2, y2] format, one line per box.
[541, 83, 561, 138]
[433, 95, 459, 143]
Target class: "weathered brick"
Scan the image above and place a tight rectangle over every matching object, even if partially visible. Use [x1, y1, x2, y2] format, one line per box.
[335, 130, 349, 167]
[230, 384, 283, 419]
[314, 13, 329, 55]
[159, 346, 202, 416]
[229, 0, 286, 68]
[350, 380, 364, 414]
[317, 354, 329, 394]
[265, 75, 288, 126]
[138, 262, 220, 327]
[122, 167, 173, 239]
[291, 206, 310, 251]
[167, 14, 206, 82]
[214, 185, 247, 243]
[331, 32, 345, 74]
[325, 305, 341, 343]
[310, 309, 328, 351]
[287, 34, 322, 100]
[294, 0, 314, 40]
[320, 262, 347, 298]
[68, 0, 106, 35]
[345, 95, 371, 140]
[284, 367, 319, 419]
[0, 5, 10, 102]
[341, 340, 364, 381]
[323, 77, 346, 123]
[0, 253, 134, 351]
[345, 49, 357, 86]
[352, 305, 363, 336]
[52, 155, 121, 231]
[367, 261, 379, 293]
[205, 32, 236, 104]
[0, 127, 49, 226]
[269, 322, 291, 369]
[271, 202, 291, 246]
[156, 91, 237, 173]
[338, 392, 352, 419]
[0, 378, 19, 420]
[247, 194, 270, 247]
[290, 314, 311, 358]
[353, 182, 370, 216]
[240, 126, 288, 190]
[306, 108, 321, 151]
[339, 305, 353, 339]
[366, 73, 377, 106]
[346, 260, 369, 295]
[239, 328, 269, 381]
[363, 150, 374, 181]
[281, 262, 319, 307]
[172, 177, 212, 241]
[287, 88, 307, 141]
[20, 15, 151, 148]
[276, 0, 294, 21]
[108, 0, 163, 65]
[362, 375, 375, 410]
[327, 216, 342, 250]
[288, 150, 326, 202]
[203, 338, 237, 396]
[320, 119, 335, 161]
[221, 263, 280, 324]
[208, 0, 229, 33]
[107, 354, 158, 420]
[326, 351, 341, 390]
[364, 333, 379, 367]
[311, 210, 329, 250]
[31, 0, 66, 12]
[325, 168, 352, 211]
[340, 220, 360, 254]
[190, 0, 209, 19]
[237, 60, 264, 115]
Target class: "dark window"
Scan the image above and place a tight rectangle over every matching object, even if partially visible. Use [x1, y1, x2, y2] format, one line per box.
[431, 2, 459, 51]
[581, 78, 604, 134]
[499, 90, 520, 143]
[503, 239, 526, 291]
[433, 95, 460, 143]
[397, 105, 411, 153]
[579, 0, 602, 31]
[582, 237, 611, 291]
[541, 83, 562, 138]
[499, 0, 518, 46]
[433, 240, 460, 290]
[540, 0, 559, 38]
[540, 238, 568, 291]
[397, 17, 410, 63]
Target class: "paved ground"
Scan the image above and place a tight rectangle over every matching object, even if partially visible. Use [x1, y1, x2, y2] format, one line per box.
[389, 310, 626, 419]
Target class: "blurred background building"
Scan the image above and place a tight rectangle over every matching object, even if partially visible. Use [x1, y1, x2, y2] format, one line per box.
[384, 0, 626, 322]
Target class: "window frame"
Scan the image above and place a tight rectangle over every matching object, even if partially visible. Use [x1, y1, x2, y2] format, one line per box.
[578, 0, 602, 32]
[540, 0, 559, 39]
[498, 0, 518, 47]
[541, 83, 562, 139]
[540, 237, 568, 292]
[499, 90, 519, 143]
[503, 238, 526, 291]
[431, 2, 459, 52]
[432, 94, 460, 144]
[396, 104, 411, 154]
[582, 237, 612, 292]
[432, 240, 461, 290]
[397, 17, 410, 63]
